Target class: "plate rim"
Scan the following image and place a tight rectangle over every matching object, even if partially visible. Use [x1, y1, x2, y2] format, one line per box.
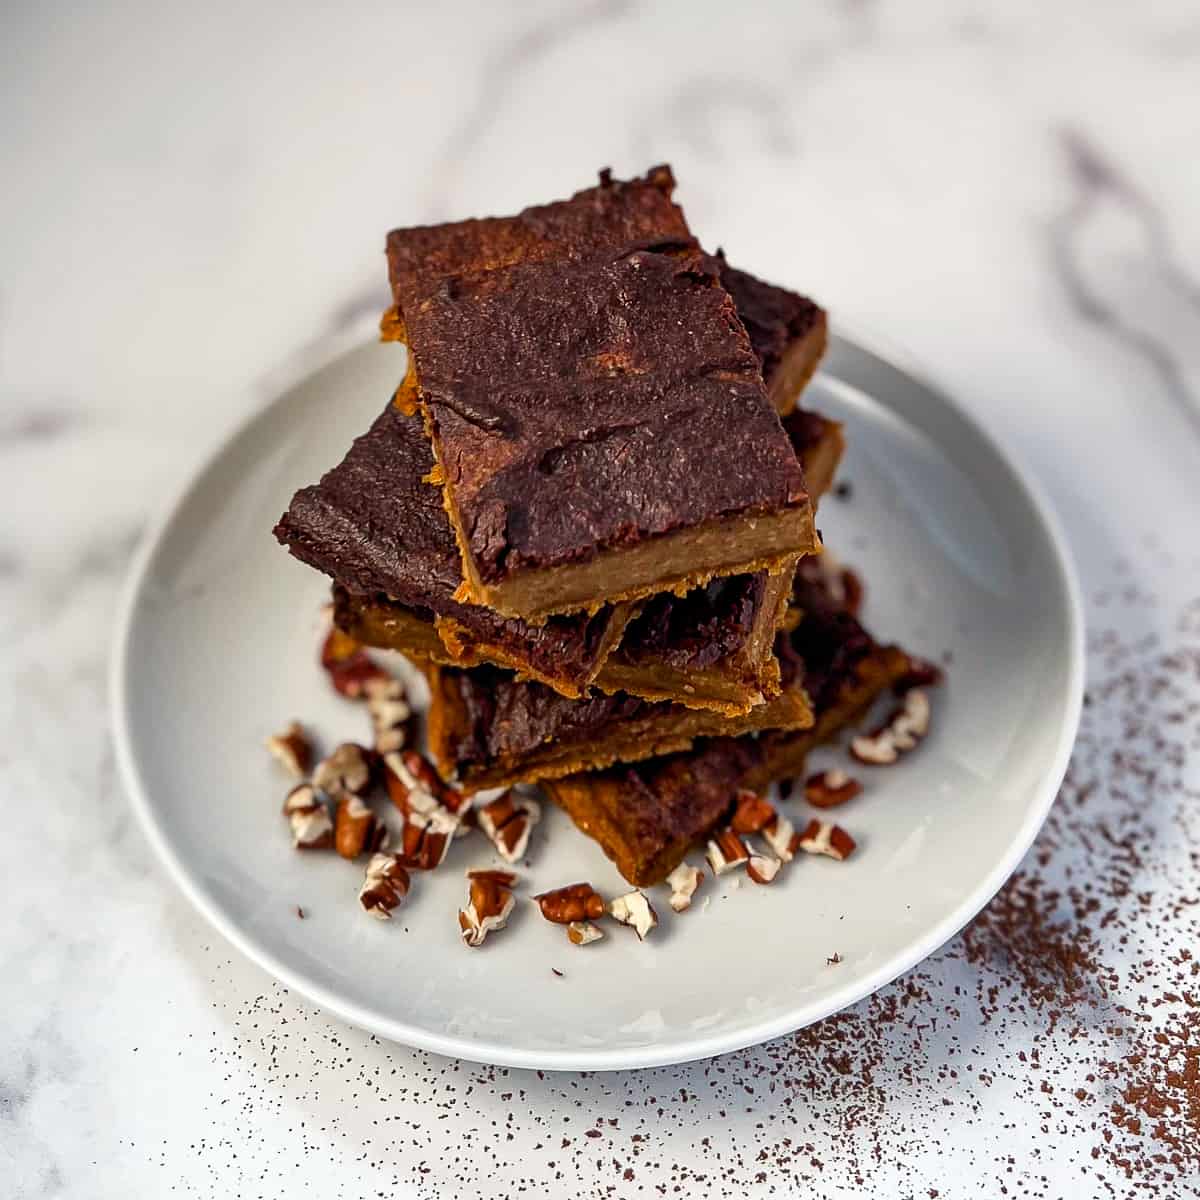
[109, 331, 1085, 1072]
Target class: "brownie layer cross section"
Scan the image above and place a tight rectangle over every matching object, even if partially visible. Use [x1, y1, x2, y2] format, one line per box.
[423, 659, 813, 795]
[275, 402, 633, 695]
[542, 559, 916, 885]
[329, 402, 840, 711]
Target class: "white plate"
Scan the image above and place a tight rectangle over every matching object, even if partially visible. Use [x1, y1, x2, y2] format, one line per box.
[111, 335, 1083, 1071]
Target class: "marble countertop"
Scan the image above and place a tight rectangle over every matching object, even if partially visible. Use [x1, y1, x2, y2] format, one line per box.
[4, 2, 1199, 1195]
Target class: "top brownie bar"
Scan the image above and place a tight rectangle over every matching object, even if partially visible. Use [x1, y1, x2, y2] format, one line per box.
[384, 167, 817, 619]
[277, 257, 830, 702]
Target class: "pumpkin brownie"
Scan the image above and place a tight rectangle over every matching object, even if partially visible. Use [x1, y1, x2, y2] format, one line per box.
[744, 557, 913, 787]
[282, 260, 835, 704]
[274, 402, 635, 697]
[543, 739, 763, 888]
[383, 235, 829, 426]
[543, 560, 916, 886]
[592, 402, 843, 711]
[423, 661, 814, 795]
[383, 166, 817, 619]
[328, 398, 842, 710]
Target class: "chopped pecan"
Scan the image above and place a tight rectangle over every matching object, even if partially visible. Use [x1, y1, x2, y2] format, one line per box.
[747, 850, 782, 884]
[665, 862, 704, 913]
[384, 749, 469, 815]
[320, 625, 361, 669]
[894, 657, 944, 694]
[364, 676, 413, 753]
[465, 867, 518, 889]
[396, 806, 457, 870]
[265, 721, 313, 778]
[804, 768, 863, 809]
[608, 891, 658, 941]
[334, 794, 388, 859]
[459, 868, 517, 947]
[383, 751, 464, 869]
[761, 811, 801, 863]
[796, 819, 857, 861]
[851, 689, 931, 765]
[384, 751, 435, 815]
[729, 789, 776, 834]
[705, 829, 750, 876]
[282, 783, 333, 849]
[320, 627, 390, 699]
[313, 742, 373, 796]
[477, 791, 541, 863]
[567, 921, 605, 946]
[359, 852, 411, 919]
[534, 882, 605, 925]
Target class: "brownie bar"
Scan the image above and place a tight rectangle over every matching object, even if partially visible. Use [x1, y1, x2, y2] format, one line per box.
[591, 402, 843, 711]
[745, 557, 913, 788]
[279, 260, 833, 703]
[386, 165, 692, 301]
[384, 167, 816, 618]
[593, 566, 795, 712]
[423, 661, 813, 795]
[543, 559, 914, 885]
[383, 234, 830, 428]
[276, 403, 633, 697]
[544, 739, 763, 888]
[331, 408, 842, 710]
[544, 740, 763, 888]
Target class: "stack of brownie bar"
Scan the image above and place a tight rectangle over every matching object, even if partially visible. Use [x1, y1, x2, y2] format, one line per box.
[275, 166, 915, 889]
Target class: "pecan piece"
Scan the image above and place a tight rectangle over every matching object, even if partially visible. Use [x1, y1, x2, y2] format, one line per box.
[804, 769, 863, 809]
[396, 806, 458, 870]
[282, 783, 333, 849]
[567, 921, 605, 946]
[364, 676, 414, 753]
[761, 812, 801, 863]
[608, 891, 658, 941]
[359, 852, 411, 919]
[316, 624, 386, 700]
[851, 689, 931, 765]
[319, 625, 361, 668]
[534, 882, 605, 925]
[384, 750, 469, 816]
[894, 657, 944, 694]
[334, 794, 388, 859]
[747, 850, 782, 884]
[796, 819, 857, 861]
[729, 789, 776, 835]
[665, 862, 704, 913]
[313, 742, 373, 797]
[265, 721, 313, 778]
[383, 752, 463, 868]
[477, 791, 541, 863]
[459, 868, 517, 947]
[320, 627, 390, 699]
[705, 829, 750, 876]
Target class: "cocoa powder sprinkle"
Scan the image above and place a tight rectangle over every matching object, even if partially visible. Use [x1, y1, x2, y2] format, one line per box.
[170, 561, 1198, 1195]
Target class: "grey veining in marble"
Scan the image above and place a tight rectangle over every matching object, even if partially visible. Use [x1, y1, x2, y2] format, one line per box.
[3, 1, 1199, 1196]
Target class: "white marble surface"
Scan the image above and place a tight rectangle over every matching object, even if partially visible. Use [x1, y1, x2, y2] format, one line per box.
[4, 2, 1200, 1195]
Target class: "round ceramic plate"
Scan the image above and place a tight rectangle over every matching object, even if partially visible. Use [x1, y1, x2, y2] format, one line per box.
[111, 335, 1083, 1071]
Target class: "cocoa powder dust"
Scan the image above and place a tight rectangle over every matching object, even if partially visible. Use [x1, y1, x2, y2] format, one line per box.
[169, 564, 1199, 1197]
